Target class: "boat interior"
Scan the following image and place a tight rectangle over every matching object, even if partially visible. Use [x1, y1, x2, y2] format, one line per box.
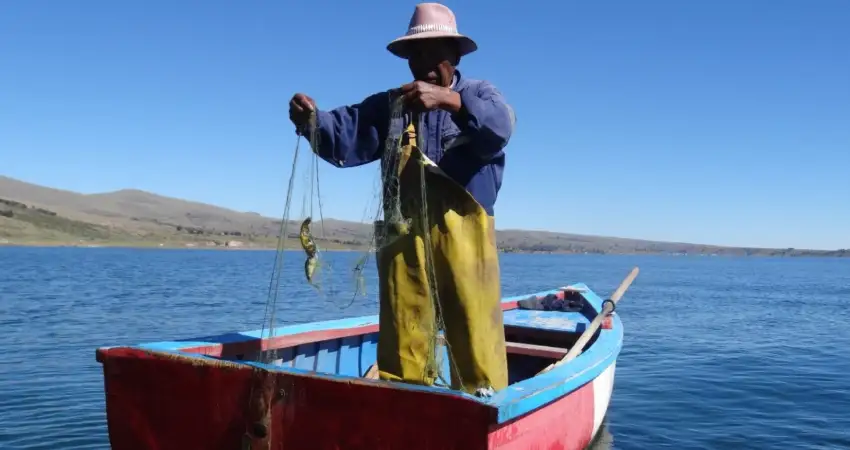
[208, 289, 603, 388]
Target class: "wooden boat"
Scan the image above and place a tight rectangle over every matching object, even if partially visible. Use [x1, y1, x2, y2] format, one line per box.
[96, 274, 634, 450]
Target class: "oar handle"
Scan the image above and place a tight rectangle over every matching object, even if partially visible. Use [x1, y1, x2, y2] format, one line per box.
[608, 266, 640, 304]
[537, 267, 640, 375]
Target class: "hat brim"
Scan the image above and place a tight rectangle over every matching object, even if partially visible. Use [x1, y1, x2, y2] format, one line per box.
[386, 32, 477, 59]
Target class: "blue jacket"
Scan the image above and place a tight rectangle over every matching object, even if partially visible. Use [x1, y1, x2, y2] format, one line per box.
[310, 70, 515, 216]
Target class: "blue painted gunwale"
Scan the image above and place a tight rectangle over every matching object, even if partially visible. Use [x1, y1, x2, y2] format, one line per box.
[97, 283, 623, 425]
[489, 287, 623, 422]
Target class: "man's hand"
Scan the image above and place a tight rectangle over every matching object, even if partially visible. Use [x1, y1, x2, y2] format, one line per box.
[399, 81, 462, 114]
[289, 93, 316, 135]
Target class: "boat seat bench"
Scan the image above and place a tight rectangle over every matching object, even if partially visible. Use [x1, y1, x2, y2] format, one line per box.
[504, 341, 568, 359]
[501, 308, 590, 361]
[502, 309, 590, 334]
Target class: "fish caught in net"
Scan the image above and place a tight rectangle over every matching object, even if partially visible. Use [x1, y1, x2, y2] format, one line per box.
[257, 92, 506, 394]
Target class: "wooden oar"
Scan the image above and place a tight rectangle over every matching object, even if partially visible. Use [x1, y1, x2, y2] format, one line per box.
[363, 363, 380, 379]
[537, 266, 640, 375]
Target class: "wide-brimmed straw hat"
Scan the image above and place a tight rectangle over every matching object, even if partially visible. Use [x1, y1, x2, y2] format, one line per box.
[386, 3, 478, 59]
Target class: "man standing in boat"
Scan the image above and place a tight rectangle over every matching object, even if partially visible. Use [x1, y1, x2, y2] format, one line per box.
[288, 2, 515, 396]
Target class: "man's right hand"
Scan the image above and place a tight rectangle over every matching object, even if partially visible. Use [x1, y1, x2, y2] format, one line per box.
[289, 93, 316, 135]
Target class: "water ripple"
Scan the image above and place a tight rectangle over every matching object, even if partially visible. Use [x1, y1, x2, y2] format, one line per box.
[1, 248, 849, 449]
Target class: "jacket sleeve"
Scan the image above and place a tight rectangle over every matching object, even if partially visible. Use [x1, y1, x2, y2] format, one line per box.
[309, 91, 390, 168]
[452, 81, 516, 158]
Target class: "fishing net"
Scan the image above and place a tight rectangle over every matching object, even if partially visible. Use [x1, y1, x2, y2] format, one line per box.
[375, 96, 454, 387]
[258, 93, 507, 395]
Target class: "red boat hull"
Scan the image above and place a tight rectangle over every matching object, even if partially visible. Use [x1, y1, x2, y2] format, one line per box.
[96, 285, 623, 449]
[99, 347, 607, 450]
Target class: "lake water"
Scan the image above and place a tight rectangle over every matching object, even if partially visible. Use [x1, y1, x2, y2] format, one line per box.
[0, 247, 848, 449]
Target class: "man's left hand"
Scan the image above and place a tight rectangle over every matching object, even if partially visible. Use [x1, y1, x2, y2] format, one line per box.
[399, 81, 462, 114]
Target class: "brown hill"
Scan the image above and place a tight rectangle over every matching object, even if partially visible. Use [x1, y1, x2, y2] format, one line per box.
[0, 175, 846, 257]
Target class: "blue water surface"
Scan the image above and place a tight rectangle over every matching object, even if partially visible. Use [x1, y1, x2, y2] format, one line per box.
[0, 247, 848, 449]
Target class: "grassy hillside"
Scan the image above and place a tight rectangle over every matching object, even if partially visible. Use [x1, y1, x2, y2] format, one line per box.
[0, 175, 846, 257]
[0, 176, 369, 250]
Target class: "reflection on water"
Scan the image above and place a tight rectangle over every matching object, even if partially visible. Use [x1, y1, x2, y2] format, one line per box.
[587, 419, 614, 450]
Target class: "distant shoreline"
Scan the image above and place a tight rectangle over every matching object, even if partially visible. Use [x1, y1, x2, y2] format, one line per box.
[0, 241, 353, 252]
[2, 175, 846, 257]
[2, 241, 847, 258]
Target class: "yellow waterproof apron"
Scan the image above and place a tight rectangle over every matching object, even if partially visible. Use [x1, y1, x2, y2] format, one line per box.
[376, 123, 508, 395]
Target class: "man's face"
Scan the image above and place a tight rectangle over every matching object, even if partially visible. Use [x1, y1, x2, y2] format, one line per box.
[406, 38, 459, 88]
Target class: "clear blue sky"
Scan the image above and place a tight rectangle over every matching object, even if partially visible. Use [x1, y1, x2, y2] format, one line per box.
[1, 0, 848, 250]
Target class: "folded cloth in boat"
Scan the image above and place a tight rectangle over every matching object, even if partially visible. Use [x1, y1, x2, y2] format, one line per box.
[517, 293, 584, 312]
